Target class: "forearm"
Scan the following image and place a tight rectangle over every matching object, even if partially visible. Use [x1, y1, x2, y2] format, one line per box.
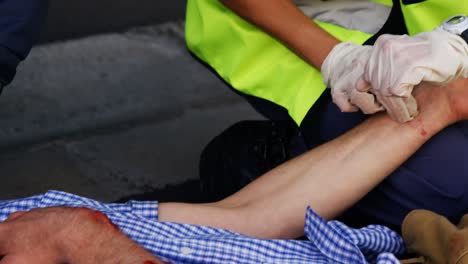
[232, 111, 438, 230]
[158, 115, 427, 238]
[220, 0, 339, 68]
[159, 81, 458, 239]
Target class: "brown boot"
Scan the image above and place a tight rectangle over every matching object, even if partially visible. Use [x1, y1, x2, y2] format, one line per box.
[454, 214, 468, 263]
[402, 210, 468, 264]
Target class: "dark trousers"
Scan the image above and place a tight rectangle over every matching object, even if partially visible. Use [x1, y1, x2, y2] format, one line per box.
[0, 0, 48, 85]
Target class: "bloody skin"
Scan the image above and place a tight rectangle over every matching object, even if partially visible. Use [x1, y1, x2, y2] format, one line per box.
[84, 209, 169, 263]
[408, 117, 428, 137]
[91, 210, 120, 232]
[79, 207, 120, 233]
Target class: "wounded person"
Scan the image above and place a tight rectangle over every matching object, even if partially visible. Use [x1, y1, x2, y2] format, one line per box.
[1, 78, 468, 263]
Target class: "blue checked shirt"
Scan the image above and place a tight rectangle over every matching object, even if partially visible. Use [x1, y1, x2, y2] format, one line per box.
[0, 191, 405, 264]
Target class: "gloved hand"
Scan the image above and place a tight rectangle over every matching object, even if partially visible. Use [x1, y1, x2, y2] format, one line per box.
[365, 30, 468, 122]
[321, 42, 383, 114]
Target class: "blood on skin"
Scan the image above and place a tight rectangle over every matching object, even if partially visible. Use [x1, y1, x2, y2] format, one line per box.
[420, 128, 428, 136]
[408, 117, 428, 137]
[79, 207, 120, 232]
[92, 211, 120, 232]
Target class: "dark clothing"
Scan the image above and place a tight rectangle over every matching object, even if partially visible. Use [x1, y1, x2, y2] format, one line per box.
[0, 0, 48, 85]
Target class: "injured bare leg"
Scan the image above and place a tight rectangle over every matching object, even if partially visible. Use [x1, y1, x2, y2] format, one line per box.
[159, 78, 468, 239]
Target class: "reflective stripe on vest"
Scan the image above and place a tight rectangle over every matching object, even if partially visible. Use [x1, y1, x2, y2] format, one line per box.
[185, 0, 464, 125]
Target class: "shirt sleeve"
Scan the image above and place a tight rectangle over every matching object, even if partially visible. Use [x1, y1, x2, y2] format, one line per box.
[0, 194, 45, 222]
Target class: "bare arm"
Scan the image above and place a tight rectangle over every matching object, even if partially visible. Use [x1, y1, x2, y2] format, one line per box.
[2, 80, 466, 262]
[220, 0, 340, 68]
[0, 208, 165, 264]
[159, 78, 468, 239]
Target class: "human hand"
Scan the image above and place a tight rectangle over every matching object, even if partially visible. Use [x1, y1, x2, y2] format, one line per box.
[365, 30, 468, 122]
[406, 77, 468, 137]
[321, 42, 384, 115]
[0, 207, 165, 264]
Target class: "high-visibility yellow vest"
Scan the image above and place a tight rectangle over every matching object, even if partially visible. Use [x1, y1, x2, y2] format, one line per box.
[185, 0, 468, 125]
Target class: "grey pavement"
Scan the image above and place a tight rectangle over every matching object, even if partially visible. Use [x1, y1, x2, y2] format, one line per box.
[41, 0, 187, 42]
[0, 22, 263, 202]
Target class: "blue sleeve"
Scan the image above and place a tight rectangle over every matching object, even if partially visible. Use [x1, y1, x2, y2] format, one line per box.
[0, 0, 48, 85]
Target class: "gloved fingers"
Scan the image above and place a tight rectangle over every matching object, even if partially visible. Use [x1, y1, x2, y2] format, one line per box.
[349, 90, 383, 114]
[373, 34, 427, 61]
[345, 64, 382, 114]
[355, 76, 371, 93]
[390, 69, 426, 97]
[352, 76, 384, 114]
[331, 89, 359, 112]
[385, 101, 413, 123]
[390, 49, 465, 96]
[425, 29, 468, 54]
[324, 41, 379, 114]
[322, 42, 371, 88]
[368, 35, 430, 96]
[396, 42, 468, 84]
[405, 96, 418, 119]
[330, 67, 365, 112]
[391, 63, 461, 97]
[331, 83, 383, 114]
[367, 31, 468, 101]
[376, 93, 419, 123]
[321, 42, 360, 86]
[373, 33, 410, 49]
[460, 67, 468, 79]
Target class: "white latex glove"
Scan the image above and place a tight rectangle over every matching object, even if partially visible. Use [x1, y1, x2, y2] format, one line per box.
[321, 42, 383, 114]
[365, 30, 468, 122]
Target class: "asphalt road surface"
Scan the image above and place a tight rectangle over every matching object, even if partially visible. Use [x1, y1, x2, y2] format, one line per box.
[40, 0, 186, 43]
